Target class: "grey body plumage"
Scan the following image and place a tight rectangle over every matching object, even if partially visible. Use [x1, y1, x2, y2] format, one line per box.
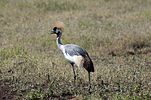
[64, 44, 94, 72]
[64, 44, 86, 56]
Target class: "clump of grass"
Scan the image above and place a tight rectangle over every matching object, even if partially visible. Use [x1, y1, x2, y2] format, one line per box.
[35, 0, 84, 12]
[0, 0, 8, 8]
[26, 89, 45, 100]
[108, 32, 151, 55]
[0, 46, 28, 61]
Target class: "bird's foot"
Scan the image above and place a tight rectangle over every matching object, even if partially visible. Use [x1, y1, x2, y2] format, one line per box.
[88, 85, 92, 94]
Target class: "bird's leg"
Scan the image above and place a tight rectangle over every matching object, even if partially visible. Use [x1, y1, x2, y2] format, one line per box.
[88, 72, 92, 94]
[71, 64, 76, 86]
[76, 66, 79, 79]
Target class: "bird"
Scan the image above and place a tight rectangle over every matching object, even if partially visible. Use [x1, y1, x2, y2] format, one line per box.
[50, 21, 94, 93]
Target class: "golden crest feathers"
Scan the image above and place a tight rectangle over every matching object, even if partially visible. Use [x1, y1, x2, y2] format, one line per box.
[53, 21, 64, 32]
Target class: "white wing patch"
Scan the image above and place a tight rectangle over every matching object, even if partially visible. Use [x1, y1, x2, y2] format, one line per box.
[73, 55, 84, 67]
[60, 45, 84, 67]
[65, 54, 84, 67]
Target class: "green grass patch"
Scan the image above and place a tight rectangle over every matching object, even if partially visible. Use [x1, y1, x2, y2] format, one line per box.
[0, 46, 28, 61]
[35, 0, 84, 12]
[0, 0, 151, 99]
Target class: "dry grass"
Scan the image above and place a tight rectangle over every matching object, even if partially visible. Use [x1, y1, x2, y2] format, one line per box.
[0, 0, 151, 99]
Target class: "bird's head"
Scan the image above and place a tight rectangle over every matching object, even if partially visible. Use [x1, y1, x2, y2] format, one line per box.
[51, 21, 64, 37]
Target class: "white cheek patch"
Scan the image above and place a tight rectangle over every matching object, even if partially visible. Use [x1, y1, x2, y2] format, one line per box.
[55, 29, 59, 33]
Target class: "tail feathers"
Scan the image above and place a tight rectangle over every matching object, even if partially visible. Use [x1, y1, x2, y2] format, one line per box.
[83, 53, 94, 72]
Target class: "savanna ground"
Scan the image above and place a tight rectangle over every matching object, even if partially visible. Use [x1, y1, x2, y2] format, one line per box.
[0, 0, 151, 99]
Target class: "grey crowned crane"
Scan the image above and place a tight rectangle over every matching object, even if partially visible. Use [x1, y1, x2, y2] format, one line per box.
[50, 21, 94, 92]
